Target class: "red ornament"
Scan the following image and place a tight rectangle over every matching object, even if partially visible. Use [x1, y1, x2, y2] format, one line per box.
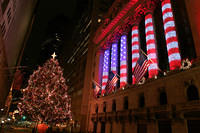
[37, 123, 48, 133]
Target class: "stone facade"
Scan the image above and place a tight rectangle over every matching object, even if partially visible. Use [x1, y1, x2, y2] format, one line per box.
[0, 0, 37, 107]
[80, 0, 200, 133]
[89, 65, 200, 133]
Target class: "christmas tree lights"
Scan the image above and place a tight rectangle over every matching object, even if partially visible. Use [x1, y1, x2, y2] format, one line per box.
[145, 13, 159, 78]
[161, 0, 181, 70]
[18, 57, 72, 123]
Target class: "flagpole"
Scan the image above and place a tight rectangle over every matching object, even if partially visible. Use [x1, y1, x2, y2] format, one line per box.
[92, 80, 101, 87]
[115, 73, 120, 78]
[111, 71, 120, 78]
[139, 49, 164, 73]
[92, 80, 102, 98]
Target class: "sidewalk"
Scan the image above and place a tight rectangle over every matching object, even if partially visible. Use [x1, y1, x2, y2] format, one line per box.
[1, 127, 32, 133]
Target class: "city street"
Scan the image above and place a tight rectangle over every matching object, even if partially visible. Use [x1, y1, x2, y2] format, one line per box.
[1, 127, 32, 133]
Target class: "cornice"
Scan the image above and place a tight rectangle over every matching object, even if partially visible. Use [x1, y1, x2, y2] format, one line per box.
[93, 0, 160, 49]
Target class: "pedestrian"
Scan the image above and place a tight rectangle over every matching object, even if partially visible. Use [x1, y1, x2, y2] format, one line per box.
[61, 128, 67, 133]
[32, 126, 36, 133]
[46, 126, 52, 133]
[56, 127, 60, 133]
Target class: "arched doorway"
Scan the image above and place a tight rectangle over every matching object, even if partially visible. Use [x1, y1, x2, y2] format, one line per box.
[187, 85, 199, 101]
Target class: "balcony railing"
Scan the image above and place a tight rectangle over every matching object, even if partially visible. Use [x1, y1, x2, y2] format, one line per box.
[176, 100, 200, 112]
[91, 100, 200, 122]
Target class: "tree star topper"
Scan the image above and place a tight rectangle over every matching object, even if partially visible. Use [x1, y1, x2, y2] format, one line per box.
[51, 52, 57, 59]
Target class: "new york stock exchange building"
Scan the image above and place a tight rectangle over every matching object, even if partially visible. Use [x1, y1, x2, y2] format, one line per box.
[80, 0, 200, 133]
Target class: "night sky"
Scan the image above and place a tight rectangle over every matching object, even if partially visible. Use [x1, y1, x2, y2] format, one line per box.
[10, 0, 91, 111]
[20, 0, 90, 79]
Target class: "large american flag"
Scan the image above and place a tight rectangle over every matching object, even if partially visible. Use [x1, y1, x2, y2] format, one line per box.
[106, 71, 119, 94]
[133, 52, 150, 83]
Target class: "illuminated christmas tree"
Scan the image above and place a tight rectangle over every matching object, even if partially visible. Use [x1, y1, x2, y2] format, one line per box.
[18, 53, 72, 123]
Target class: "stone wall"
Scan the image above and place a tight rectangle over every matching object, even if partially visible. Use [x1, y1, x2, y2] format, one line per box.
[89, 65, 200, 133]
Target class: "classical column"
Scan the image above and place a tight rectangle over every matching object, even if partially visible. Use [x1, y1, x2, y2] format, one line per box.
[108, 42, 119, 93]
[120, 35, 128, 88]
[98, 50, 104, 86]
[101, 49, 110, 95]
[131, 25, 140, 84]
[111, 43, 118, 74]
[161, 0, 181, 70]
[145, 13, 159, 78]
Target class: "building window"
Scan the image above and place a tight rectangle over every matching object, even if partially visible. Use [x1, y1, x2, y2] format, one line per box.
[187, 120, 200, 133]
[139, 93, 145, 108]
[0, 49, 2, 64]
[122, 122, 125, 133]
[101, 122, 105, 133]
[103, 102, 106, 112]
[123, 96, 128, 110]
[1, 0, 10, 14]
[1, 22, 6, 37]
[112, 100, 116, 112]
[160, 91, 168, 105]
[158, 121, 172, 133]
[13, 0, 16, 11]
[93, 122, 97, 133]
[92, 71, 95, 79]
[7, 8, 11, 24]
[95, 105, 98, 113]
[187, 85, 199, 101]
[137, 124, 147, 133]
